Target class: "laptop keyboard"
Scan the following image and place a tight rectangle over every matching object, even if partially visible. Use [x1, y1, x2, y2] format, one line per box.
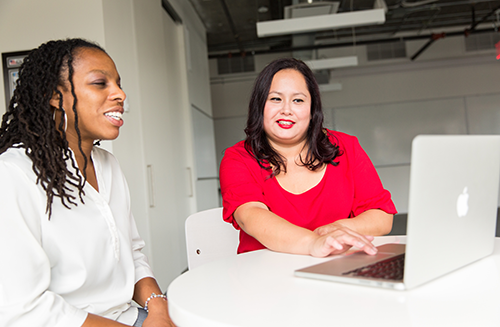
[342, 254, 405, 280]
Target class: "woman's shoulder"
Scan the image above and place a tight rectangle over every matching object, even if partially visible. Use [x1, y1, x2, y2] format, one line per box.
[0, 147, 34, 173]
[325, 129, 359, 148]
[1, 145, 28, 159]
[222, 140, 252, 160]
[225, 140, 246, 152]
[220, 140, 267, 177]
[0, 147, 42, 188]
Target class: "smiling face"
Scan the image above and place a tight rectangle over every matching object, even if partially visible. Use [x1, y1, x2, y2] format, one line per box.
[263, 68, 311, 149]
[51, 48, 126, 148]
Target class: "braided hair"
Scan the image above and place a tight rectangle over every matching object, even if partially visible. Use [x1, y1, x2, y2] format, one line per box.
[0, 38, 107, 218]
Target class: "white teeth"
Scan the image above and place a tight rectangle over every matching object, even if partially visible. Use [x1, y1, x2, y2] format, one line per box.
[105, 111, 123, 120]
[277, 120, 293, 125]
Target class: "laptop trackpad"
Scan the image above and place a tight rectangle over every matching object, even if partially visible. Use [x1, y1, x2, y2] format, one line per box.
[297, 243, 406, 276]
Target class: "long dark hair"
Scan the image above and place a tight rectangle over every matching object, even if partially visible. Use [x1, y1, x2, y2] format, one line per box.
[0, 38, 106, 218]
[244, 57, 341, 175]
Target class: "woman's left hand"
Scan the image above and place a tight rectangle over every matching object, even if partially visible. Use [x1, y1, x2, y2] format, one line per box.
[142, 313, 176, 327]
[314, 221, 348, 236]
[142, 299, 176, 327]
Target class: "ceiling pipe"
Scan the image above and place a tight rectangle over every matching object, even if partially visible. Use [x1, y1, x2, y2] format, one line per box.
[219, 0, 245, 54]
[411, 4, 500, 60]
[410, 33, 445, 60]
[208, 27, 496, 59]
[391, 7, 440, 36]
[208, 0, 498, 55]
[467, 4, 500, 32]
[471, 5, 476, 28]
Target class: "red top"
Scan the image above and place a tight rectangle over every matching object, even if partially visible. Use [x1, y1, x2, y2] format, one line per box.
[219, 130, 397, 254]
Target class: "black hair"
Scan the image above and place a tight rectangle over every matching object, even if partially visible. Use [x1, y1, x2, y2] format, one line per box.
[0, 38, 107, 218]
[244, 57, 341, 176]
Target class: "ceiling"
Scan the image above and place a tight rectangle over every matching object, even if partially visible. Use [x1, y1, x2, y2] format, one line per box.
[186, 0, 500, 59]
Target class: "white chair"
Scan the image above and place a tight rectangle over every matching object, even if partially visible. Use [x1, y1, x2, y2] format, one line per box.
[185, 207, 240, 270]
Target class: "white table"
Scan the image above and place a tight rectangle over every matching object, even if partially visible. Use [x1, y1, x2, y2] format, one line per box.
[167, 236, 500, 327]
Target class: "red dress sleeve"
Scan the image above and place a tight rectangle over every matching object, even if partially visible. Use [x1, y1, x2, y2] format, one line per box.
[330, 131, 397, 217]
[219, 141, 269, 229]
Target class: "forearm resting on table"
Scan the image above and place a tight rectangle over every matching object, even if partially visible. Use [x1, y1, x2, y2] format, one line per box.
[234, 202, 320, 255]
[318, 209, 393, 236]
[234, 202, 377, 257]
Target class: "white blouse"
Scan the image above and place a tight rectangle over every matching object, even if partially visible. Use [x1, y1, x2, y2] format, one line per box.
[0, 146, 154, 327]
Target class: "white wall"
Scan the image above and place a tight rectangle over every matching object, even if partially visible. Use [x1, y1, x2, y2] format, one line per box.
[124, 0, 195, 289]
[101, 0, 151, 258]
[169, 0, 220, 211]
[1, 0, 207, 290]
[210, 35, 500, 214]
[0, 0, 106, 116]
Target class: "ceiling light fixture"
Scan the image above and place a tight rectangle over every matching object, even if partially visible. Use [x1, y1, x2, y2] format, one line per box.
[258, 6, 268, 14]
[256, 8, 385, 37]
[304, 56, 358, 70]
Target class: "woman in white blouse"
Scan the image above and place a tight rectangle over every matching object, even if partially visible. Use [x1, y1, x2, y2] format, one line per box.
[0, 39, 175, 327]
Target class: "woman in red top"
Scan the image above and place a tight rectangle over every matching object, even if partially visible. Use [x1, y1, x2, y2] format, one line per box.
[219, 58, 397, 257]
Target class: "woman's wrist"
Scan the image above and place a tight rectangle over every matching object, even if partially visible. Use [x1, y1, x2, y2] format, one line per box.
[305, 231, 324, 256]
[329, 219, 349, 229]
[144, 292, 168, 313]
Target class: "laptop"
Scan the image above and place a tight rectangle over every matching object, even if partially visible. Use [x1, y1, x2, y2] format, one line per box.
[295, 135, 500, 290]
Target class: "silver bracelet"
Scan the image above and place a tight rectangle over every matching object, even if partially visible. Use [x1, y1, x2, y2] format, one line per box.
[144, 292, 167, 312]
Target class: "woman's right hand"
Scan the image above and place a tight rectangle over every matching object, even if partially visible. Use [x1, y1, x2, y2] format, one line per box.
[234, 202, 376, 258]
[309, 226, 377, 257]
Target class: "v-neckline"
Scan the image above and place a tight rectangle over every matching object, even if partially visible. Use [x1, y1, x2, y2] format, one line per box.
[274, 165, 328, 195]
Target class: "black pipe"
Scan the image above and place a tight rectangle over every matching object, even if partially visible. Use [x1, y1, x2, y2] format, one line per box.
[469, 4, 500, 31]
[208, 27, 496, 59]
[411, 4, 500, 61]
[410, 38, 436, 61]
[219, 0, 244, 53]
[410, 32, 446, 61]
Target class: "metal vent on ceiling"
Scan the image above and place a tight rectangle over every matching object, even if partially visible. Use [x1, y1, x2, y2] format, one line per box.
[367, 41, 407, 61]
[465, 32, 500, 52]
[284, 1, 340, 19]
[217, 55, 255, 75]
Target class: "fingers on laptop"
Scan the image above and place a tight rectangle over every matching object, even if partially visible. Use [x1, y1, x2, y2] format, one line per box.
[312, 230, 377, 257]
[310, 235, 348, 257]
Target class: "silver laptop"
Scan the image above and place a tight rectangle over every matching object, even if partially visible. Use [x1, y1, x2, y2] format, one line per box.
[295, 135, 500, 290]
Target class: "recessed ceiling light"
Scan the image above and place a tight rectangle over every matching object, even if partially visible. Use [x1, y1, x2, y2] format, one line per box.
[258, 6, 269, 13]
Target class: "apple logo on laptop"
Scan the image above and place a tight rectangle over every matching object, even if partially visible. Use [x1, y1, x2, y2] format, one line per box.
[456, 187, 469, 217]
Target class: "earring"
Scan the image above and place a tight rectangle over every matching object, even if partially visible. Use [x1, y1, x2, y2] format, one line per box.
[62, 108, 68, 132]
[53, 108, 67, 132]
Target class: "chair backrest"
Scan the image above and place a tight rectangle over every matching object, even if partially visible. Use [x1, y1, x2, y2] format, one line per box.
[185, 207, 240, 270]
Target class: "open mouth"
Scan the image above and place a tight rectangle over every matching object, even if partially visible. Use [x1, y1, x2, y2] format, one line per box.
[104, 111, 124, 127]
[104, 111, 123, 121]
[277, 120, 294, 128]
